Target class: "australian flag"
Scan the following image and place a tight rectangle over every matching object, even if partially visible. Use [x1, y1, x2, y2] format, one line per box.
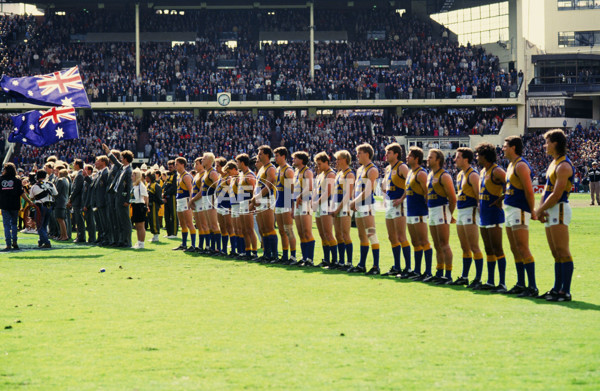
[1, 66, 91, 108]
[8, 106, 79, 147]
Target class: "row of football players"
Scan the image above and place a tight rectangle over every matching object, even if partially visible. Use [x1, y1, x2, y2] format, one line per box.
[168, 130, 574, 302]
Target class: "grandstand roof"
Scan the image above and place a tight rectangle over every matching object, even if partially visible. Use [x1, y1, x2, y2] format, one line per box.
[9, 0, 505, 14]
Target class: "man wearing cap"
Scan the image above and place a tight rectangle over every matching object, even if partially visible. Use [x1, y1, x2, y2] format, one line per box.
[588, 161, 600, 205]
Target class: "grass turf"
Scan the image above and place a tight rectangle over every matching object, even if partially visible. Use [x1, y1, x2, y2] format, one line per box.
[0, 194, 599, 390]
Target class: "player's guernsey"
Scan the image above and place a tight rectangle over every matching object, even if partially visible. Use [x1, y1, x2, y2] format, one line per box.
[543, 155, 574, 203]
[354, 162, 376, 207]
[176, 171, 192, 199]
[293, 166, 312, 201]
[505, 156, 532, 212]
[427, 168, 450, 208]
[334, 167, 354, 203]
[406, 166, 428, 216]
[479, 164, 505, 225]
[202, 168, 217, 196]
[385, 161, 406, 200]
[316, 168, 336, 203]
[215, 175, 231, 209]
[230, 175, 239, 205]
[238, 169, 255, 203]
[275, 164, 293, 208]
[457, 167, 478, 209]
[257, 162, 274, 196]
[192, 171, 203, 199]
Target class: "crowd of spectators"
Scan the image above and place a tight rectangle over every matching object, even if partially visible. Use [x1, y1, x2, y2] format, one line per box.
[0, 9, 519, 103]
[391, 108, 507, 136]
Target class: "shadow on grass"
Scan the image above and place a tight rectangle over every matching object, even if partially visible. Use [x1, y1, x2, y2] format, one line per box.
[10, 254, 103, 260]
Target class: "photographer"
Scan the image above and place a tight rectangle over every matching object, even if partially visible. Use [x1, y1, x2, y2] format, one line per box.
[29, 170, 58, 249]
[1, 163, 33, 251]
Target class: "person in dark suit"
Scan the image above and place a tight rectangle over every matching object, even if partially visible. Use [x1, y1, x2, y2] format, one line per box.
[68, 159, 86, 243]
[92, 155, 110, 246]
[105, 149, 122, 246]
[82, 164, 96, 243]
[54, 168, 70, 241]
[163, 160, 179, 238]
[103, 143, 133, 248]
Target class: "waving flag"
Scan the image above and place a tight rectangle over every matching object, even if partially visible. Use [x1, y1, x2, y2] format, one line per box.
[1, 66, 91, 108]
[8, 106, 79, 147]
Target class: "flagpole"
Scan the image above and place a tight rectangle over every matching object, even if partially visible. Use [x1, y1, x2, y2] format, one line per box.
[2, 143, 14, 167]
[135, 3, 141, 79]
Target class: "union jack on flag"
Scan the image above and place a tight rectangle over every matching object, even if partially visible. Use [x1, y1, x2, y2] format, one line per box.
[36, 67, 85, 96]
[39, 106, 77, 128]
[0, 66, 91, 108]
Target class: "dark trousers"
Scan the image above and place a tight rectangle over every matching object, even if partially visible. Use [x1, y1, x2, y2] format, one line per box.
[106, 193, 116, 244]
[73, 207, 85, 241]
[165, 196, 178, 236]
[115, 203, 132, 247]
[149, 203, 160, 235]
[85, 208, 96, 242]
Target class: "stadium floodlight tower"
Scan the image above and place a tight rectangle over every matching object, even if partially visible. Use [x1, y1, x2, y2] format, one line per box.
[309, 1, 314, 82]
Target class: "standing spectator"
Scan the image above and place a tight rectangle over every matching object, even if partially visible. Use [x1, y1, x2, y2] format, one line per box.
[82, 164, 96, 243]
[69, 159, 86, 243]
[103, 143, 134, 248]
[130, 168, 149, 249]
[1, 163, 33, 251]
[54, 169, 70, 241]
[588, 161, 600, 205]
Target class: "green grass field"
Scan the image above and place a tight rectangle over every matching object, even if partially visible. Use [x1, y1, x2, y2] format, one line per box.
[1, 194, 599, 390]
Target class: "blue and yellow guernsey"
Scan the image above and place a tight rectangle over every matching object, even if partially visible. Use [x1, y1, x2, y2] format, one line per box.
[427, 168, 450, 208]
[543, 155, 574, 203]
[479, 164, 505, 225]
[293, 166, 312, 201]
[275, 164, 293, 207]
[334, 167, 354, 203]
[230, 175, 239, 205]
[505, 157, 532, 212]
[257, 162, 275, 194]
[215, 175, 231, 209]
[191, 171, 203, 199]
[202, 168, 218, 196]
[385, 161, 406, 200]
[405, 166, 428, 216]
[176, 171, 193, 199]
[354, 162, 376, 207]
[456, 167, 478, 209]
[237, 169, 255, 203]
[316, 168, 336, 203]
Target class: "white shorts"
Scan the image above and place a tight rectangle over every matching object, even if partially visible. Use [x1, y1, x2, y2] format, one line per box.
[407, 215, 428, 224]
[504, 205, 530, 228]
[429, 205, 452, 226]
[314, 203, 332, 218]
[217, 207, 230, 216]
[275, 206, 292, 215]
[385, 199, 406, 219]
[202, 196, 213, 210]
[355, 204, 375, 218]
[192, 199, 203, 212]
[231, 204, 240, 218]
[544, 202, 571, 227]
[457, 206, 478, 226]
[239, 200, 250, 215]
[332, 202, 352, 218]
[294, 201, 311, 216]
[255, 199, 270, 212]
[176, 198, 189, 212]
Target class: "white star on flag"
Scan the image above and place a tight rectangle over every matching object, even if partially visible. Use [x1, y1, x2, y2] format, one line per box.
[12, 80, 18, 86]
[21, 116, 25, 121]
[61, 97, 74, 106]
[22, 138, 27, 142]
[3, 88, 8, 92]
[29, 124, 35, 130]
[56, 127, 64, 139]
[27, 90, 33, 97]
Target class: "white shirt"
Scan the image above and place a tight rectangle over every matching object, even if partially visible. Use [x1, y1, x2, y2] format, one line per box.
[30, 180, 58, 204]
[130, 182, 148, 204]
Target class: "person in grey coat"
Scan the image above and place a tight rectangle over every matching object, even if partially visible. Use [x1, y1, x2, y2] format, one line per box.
[68, 159, 86, 243]
[92, 155, 110, 246]
[82, 164, 96, 243]
[103, 143, 133, 248]
[54, 168, 70, 241]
